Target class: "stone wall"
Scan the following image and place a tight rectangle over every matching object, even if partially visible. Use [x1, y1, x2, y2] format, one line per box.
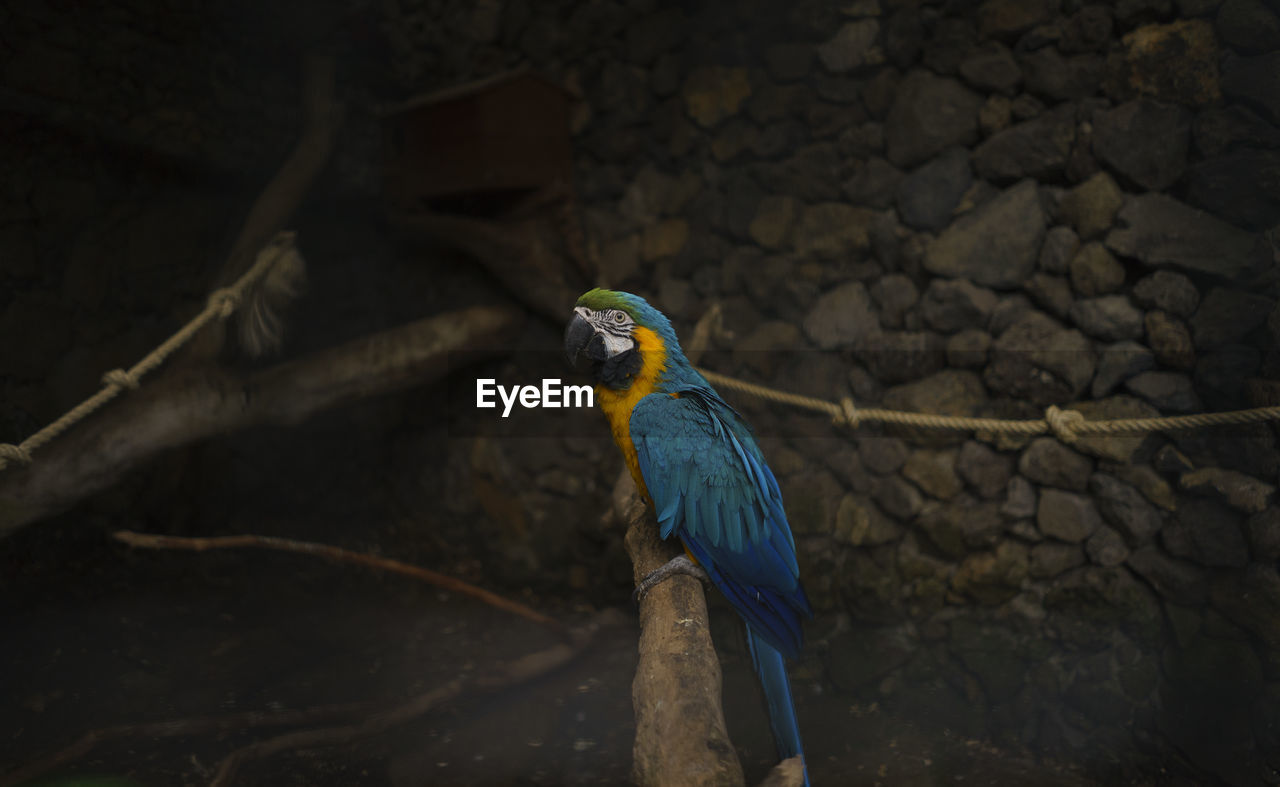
[3, 0, 1279, 782]
[422, 0, 1278, 780]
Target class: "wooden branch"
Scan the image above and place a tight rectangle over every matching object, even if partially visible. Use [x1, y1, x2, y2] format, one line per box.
[0, 305, 522, 537]
[617, 473, 745, 787]
[187, 53, 344, 361]
[113, 530, 563, 631]
[389, 191, 589, 325]
[209, 611, 613, 787]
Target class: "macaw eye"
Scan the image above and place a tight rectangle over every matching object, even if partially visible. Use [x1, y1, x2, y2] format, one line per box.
[613, 311, 627, 323]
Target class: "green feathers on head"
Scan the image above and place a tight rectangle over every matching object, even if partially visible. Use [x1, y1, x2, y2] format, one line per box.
[576, 288, 634, 314]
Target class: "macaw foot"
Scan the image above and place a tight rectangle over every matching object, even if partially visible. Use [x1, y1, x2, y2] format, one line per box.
[633, 555, 711, 601]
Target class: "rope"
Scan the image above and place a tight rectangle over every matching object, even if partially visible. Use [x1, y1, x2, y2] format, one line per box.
[695, 368, 1280, 443]
[0, 232, 297, 473]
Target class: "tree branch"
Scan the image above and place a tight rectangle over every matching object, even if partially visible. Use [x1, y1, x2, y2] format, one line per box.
[0, 305, 522, 537]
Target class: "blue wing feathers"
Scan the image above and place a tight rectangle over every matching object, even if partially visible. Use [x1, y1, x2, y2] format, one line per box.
[630, 391, 812, 657]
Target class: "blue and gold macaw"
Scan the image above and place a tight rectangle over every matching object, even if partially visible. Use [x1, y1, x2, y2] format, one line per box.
[565, 288, 812, 784]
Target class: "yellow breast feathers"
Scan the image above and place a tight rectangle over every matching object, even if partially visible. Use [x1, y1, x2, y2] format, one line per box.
[595, 325, 668, 499]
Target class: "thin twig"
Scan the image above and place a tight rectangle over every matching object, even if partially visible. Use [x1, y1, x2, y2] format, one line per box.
[0, 700, 378, 787]
[113, 530, 564, 631]
[208, 612, 614, 787]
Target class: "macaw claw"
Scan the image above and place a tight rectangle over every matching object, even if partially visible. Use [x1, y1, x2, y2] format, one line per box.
[633, 555, 711, 602]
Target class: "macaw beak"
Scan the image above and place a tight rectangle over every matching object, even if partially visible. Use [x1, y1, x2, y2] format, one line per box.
[564, 311, 599, 367]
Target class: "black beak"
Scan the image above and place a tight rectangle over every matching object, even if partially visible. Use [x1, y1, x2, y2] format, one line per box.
[564, 312, 596, 367]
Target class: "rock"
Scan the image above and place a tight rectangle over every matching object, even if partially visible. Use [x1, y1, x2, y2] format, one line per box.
[1245, 508, 1280, 561]
[1105, 193, 1263, 279]
[825, 445, 874, 493]
[748, 195, 799, 250]
[895, 147, 972, 231]
[626, 8, 687, 64]
[1189, 287, 1274, 348]
[1038, 225, 1081, 274]
[957, 440, 1015, 499]
[748, 83, 814, 125]
[1216, 0, 1280, 53]
[1142, 310, 1195, 370]
[1019, 437, 1094, 491]
[1090, 473, 1164, 546]
[640, 219, 689, 261]
[919, 278, 998, 333]
[827, 624, 916, 691]
[973, 105, 1077, 182]
[835, 494, 902, 545]
[1031, 542, 1087, 579]
[1114, 463, 1178, 511]
[1223, 52, 1280, 122]
[946, 329, 991, 368]
[1186, 149, 1280, 230]
[1069, 295, 1145, 341]
[1126, 547, 1208, 604]
[1068, 243, 1125, 297]
[870, 273, 918, 329]
[1087, 526, 1130, 567]
[923, 179, 1046, 288]
[1164, 499, 1250, 567]
[959, 42, 1022, 95]
[987, 293, 1035, 335]
[1061, 5, 1115, 53]
[1057, 172, 1125, 239]
[859, 436, 909, 475]
[1192, 105, 1280, 157]
[681, 66, 752, 128]
[817, 19, 882, 73]
[882, 368, 987, 417]
[1068, 396, 1162, 463]
[854, 330, 947, 384]
[873, 474, 926, 520]
[952, 541, 1031, 604]
[984, 310, 1096, 404]
[1119, 20, 1221, 106]
[793, 203, 875, 258]
[759, 143, 850, 203]
[977, 0, 1059, 39]
[979, 94, 1013, 136]
[1209, 566, 1280, 672]
[765, 43, 814, 82]
[783, 470, 845, 535]
[1038, 489, 1104, 542]
[1020, 48, 1106, 101]
[902, 449, 964, 500]
[1195, 344, 1260, 407]
[844, 157, 904, 210]
[922, 17, 979, 75]
[1125, 371, 1201, 411]
[802, 282, 880, 350]
[1132, 271, 1200, 318]
[1092, 340, 1157, 397]
[1154, 443, 1197, 474]
[1001, 475, 1038, 520]
[1093, 99, 1192, 191]
[915, 496, 1006, 558]
[1024, 273, 1074, 320]
[1180, 467, 1276, 513]
[885, 70, 983, 168]
[735, 321, 804, 378]
[1045, 565, 1163, 649]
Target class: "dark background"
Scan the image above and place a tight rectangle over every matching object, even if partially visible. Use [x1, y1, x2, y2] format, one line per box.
[2, 0, 1279, 785]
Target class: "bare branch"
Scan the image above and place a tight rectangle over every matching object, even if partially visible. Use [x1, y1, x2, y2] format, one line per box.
[0, 305, 522, 537]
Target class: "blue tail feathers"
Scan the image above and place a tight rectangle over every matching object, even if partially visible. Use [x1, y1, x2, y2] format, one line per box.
[746, 627, 810, 786]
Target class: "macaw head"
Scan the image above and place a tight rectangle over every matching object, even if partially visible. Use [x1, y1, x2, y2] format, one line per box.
[564, 288, 679, 390]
